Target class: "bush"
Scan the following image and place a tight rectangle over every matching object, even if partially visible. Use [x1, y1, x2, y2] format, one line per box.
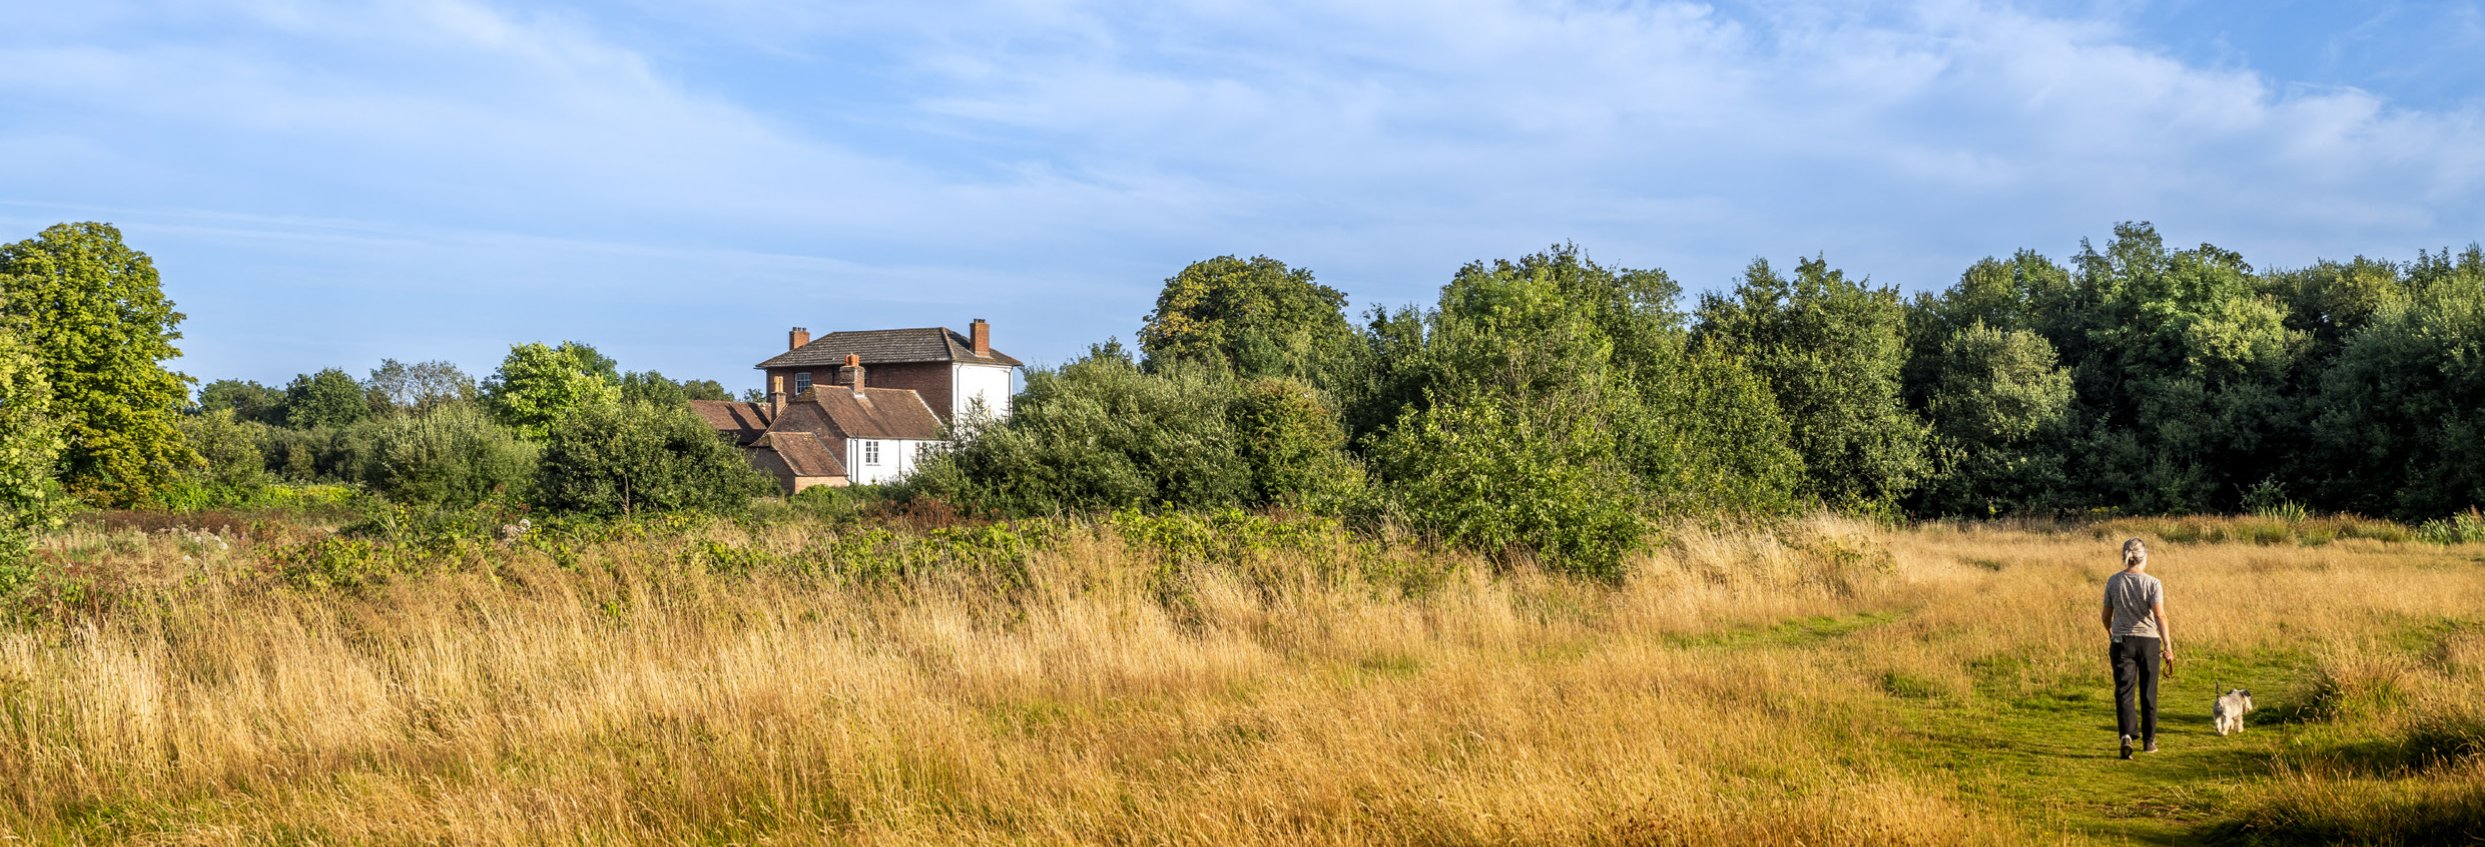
[364, 404, 537, 507]
[1368, 392, 1644, 578]
[902, 348, 1256, 515]
[533, 401, 772, 517]
[1230, 377, 1364, 513]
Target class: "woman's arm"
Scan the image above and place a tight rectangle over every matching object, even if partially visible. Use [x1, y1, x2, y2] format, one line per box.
[2153, 600, 2171, 656]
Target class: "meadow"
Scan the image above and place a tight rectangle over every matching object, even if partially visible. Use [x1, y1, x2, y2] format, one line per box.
[2, 509, 2480, 845]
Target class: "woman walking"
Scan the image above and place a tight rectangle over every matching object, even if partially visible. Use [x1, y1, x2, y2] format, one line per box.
[2103, 538, 2172, 759]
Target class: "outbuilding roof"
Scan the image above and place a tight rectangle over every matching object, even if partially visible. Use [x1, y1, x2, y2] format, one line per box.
[756, 327, 1022, 369]
[754, 431, 845, 478]
[688, 400, 774, 445]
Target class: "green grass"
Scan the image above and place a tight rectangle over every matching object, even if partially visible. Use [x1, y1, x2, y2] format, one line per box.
[1665, 610, 1901, 649]
[1901, 649, 2317, 845]
[1688, 606, 2347, 845]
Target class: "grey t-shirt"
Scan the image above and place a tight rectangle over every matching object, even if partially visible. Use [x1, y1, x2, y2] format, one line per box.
[2105, 570, 2164, 639]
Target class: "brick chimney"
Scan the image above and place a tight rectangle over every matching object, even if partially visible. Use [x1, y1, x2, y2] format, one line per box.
[768, 374, 786, 417]
[788, 326, 810, 351]
[970, 318, 991, 357]
[840, 353, 865, 391]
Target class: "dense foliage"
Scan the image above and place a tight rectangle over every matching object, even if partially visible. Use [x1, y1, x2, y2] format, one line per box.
[0, 320, 57, 575]
[0, 223, 198, 506]
[8, 220, 2485, 579]
[532, 401, 772, 517]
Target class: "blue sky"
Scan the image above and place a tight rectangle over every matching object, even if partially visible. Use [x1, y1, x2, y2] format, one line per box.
[4, 0, 2481, 391]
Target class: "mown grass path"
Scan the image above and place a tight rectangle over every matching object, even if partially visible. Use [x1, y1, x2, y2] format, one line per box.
[1678, 605, 2327, 844]
[1899, 649, 2318, 845]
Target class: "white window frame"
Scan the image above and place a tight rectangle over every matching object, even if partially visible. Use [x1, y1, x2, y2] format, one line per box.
[863, 440, 881, 466]
[794, 371, 812, 393]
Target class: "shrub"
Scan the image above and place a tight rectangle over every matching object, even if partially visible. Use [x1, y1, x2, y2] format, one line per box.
[364, 404, 537, 507]
[902, 347, 1256, 515]
[1368, 392, 1644, 578]
[533, 401, 772, 517]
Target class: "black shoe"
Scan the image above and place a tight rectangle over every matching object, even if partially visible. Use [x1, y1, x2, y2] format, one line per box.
[2120, 736, 2134, 760]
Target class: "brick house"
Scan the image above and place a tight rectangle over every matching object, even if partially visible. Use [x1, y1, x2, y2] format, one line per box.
[693, 320, 1020, 493]
[756, 319, 1020, 425]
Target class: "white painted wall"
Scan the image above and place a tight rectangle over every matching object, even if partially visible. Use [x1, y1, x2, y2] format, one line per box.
[846, 437, 936, 486]
[951, 363, 1016, 423]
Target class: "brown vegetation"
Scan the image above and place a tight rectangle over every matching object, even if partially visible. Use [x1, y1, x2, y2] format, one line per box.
[3, 514, 2480, 844]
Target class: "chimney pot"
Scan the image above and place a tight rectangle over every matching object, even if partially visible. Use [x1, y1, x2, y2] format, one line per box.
[768, 375, 786, 417]
[971, 318, 991, 356]
[841, 353, 866, 391]
[788, 327, 810, 352]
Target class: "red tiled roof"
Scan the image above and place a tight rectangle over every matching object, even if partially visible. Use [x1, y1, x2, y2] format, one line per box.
[796, 385, 945, 441]
[689, 400, 773, 445]
[755, 431, 845, 478]
[756, 326, 1022, 369]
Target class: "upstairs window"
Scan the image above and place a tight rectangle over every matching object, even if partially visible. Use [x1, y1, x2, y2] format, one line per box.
[863, 440, 881, 465]
[794, 372, 812, 393]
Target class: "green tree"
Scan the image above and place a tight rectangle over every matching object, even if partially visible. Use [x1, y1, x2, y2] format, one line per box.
[533, 401, 769, 516]
[198, 378, 287, 424]
[0, 322, 59, 574]
[1910, 322, 2075, 516]
[1697, 256, 1926, 511]
[2065, 224, 2305, 512]
[620, 370, 692, 406]
[177, 409, 271, 493]
[2311, 246, 2485, 518]
[366, 359, 476, 414]
[904, 344, 1257, 515]
[680, 379, 732, 402]
[1230, 377, 1364, 511]
[283, 368, 373, 429]
[1138, 256, 1366, 393]
[365, 404, 538, 507]
[0, 222, 197, 505]
[1364, 246, 1801, 572]
[482, 342, 622, 439]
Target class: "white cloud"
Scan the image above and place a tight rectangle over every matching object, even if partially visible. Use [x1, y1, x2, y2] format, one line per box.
[0, 0, 2479, 383]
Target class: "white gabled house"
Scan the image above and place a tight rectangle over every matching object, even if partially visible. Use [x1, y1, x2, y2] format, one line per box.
[692, 319, 1018, 493]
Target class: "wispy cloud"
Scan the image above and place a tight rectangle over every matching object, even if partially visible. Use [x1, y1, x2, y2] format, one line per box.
[0, 0, 2478, 385]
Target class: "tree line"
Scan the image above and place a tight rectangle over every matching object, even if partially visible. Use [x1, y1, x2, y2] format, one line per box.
[906, 232, 2485, 573]
[4, 221, 2483, 577]
[0, 223, 774, 581]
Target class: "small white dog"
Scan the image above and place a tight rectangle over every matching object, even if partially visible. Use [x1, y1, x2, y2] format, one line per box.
[2213, 687, 2254, 736]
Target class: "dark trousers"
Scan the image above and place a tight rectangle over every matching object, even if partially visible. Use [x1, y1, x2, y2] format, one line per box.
[2110, 635, 2161, 742]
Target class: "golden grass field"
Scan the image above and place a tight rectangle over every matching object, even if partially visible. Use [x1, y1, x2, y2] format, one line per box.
[3, 512, 2481, 845]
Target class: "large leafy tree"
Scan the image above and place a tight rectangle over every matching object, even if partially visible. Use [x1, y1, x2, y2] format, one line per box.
[283, 368, 374, 429]
[482, 341, 621, 439]
[1138, 256, 1366, 393]
[1909, 322, 2075, 516]
[2064, 224, 2305, 512]
[0, 321, 59, 572]
[0, 222, 197, 506]
[1698, 256, 1925, 511]
[2311, 246, 2485, 518]
[1368, 247, 1800, 573]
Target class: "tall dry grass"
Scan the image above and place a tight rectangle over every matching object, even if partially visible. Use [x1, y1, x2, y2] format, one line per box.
[3, 514, 2480, 845]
